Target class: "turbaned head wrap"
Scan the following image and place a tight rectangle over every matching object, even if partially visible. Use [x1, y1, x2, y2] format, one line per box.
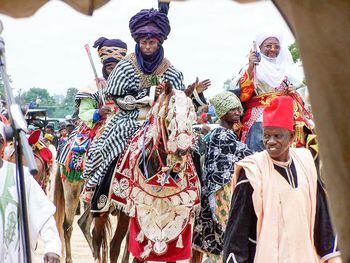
[129, 8, 171, 43]
[93, 37, 127, 79]
[255, 26, 296, 88]
[93, 37, 127, 65]
[209, 91, 243, 119]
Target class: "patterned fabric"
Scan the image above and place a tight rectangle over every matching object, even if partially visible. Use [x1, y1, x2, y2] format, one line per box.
[98, 46, 127, 64]
[93, 37, 127, 65]
[215, 183, 232, 227]
[83, 53, 185, 190]
[203, 127, 252, 195]
[209, 91, 243, 119]
[56, 126, 78, 165]
[193, 127, 252, 256]
[0, 103, 8, 118]
[110, 91, 199, 261]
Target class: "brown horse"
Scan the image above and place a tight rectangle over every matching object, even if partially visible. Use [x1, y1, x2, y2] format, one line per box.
[3, 139, 53, 192]
[93, 82, 199, 263]
[53, 164, 94, 263]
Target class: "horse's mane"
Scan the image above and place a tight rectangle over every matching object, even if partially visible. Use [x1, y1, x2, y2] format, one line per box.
[153, 87, 196, 156]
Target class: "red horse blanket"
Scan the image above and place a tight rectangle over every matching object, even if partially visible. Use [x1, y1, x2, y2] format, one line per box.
[110, 115, 200, 261]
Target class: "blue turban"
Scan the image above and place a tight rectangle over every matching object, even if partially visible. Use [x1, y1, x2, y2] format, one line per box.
[129, 8, 171, 43]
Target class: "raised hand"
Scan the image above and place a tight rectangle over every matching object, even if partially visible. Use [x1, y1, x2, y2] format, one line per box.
[191, 77, 211, 94]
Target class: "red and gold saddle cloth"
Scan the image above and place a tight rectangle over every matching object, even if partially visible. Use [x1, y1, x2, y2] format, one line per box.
[110, 115, 200, 261]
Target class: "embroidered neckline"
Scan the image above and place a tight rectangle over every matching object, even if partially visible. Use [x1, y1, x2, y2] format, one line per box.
[126, 53, 171, 89]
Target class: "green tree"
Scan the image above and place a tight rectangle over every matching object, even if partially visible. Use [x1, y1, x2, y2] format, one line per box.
[54, 87, 78, 118]
[21, 87, 57, 116]
[0, 79, 4, 99]
[288, 42, 301, 63]
[63, 87, 78, 106]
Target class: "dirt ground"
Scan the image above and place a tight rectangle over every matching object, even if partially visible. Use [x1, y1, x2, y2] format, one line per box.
[32, 215, 195, 263]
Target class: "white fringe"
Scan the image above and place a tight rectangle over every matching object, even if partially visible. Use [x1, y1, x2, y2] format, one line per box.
[136, 230, 145, 243]
[176, 234, 184, 248]
[129, 205, 136, 217]
[140, 240, 152, 259]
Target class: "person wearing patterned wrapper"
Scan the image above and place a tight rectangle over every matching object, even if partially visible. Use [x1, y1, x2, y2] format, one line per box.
[193, 91, 252, 262]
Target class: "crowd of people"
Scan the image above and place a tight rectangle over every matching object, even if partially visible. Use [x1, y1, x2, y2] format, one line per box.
[0, 2, 343, 263]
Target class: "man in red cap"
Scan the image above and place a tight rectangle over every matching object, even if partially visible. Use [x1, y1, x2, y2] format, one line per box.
[0, 122, 61, 262]
[223, 96, 342, 263]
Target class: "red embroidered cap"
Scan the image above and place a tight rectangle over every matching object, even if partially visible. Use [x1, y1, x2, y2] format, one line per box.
[263, 96, 294, 131]
[28, 129, 41, 145]
[39, 147, 53, 162]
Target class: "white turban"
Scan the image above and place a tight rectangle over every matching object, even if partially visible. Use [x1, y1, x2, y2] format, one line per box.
[255, 26, 296, 88]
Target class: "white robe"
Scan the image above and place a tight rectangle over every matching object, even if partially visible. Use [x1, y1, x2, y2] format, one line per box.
[0, 161, 61, 262]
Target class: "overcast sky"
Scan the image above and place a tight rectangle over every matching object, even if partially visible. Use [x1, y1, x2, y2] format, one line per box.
[0, 0, 294, 99]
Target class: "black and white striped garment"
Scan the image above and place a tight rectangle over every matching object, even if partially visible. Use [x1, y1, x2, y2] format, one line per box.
[74, 91, 102, 108]
[56, 125, 78, 165]
[0, 104, 7, 117]
[82, 57, 185, 188]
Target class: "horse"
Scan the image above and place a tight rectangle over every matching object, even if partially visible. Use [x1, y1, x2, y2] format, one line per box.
[3, 130, 53, 193]
[53, 164, 94, 263]
[92, 81, 199, 263]
[53, 112, 120, 263]
[53, 128, 98, 263]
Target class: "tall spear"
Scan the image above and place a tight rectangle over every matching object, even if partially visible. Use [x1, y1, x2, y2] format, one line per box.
[84, 44, 106, 105]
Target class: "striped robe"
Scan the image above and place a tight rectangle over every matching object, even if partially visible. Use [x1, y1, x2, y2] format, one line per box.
[82, 53, 185, 188]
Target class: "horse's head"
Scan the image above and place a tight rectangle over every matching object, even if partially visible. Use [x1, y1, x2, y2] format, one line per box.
[156, 81, 197, 171]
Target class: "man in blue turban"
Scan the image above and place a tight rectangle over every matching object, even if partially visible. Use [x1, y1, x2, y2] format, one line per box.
[128, 8, 171, 75]
[82, 9, 210, 247]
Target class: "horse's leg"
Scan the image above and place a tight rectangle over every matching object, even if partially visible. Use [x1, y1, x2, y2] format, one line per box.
[121, 231, 130, 263]
[110, 211, 130, 263]
[77, 203, 94, 253]
[92, 212, 109, 262]
[53, 166, 66, 258]
[62, 180, 84, 263]
[190, 249, 204, 263]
